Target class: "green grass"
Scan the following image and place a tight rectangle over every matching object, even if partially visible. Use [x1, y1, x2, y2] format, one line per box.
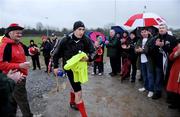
[21, 37, 42, 47]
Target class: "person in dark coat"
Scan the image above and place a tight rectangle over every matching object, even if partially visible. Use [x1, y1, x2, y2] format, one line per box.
[116, 33, 122, 74]
[53, 21, 95, 117]
[129, 31, 138, 82]
[28, 40, 41, 70]
[51, 33, 58, 48]
[135, 27, 154, 98]
[148, 24, 178, 99]
[40, 36, 52, 72]
[0, 70, 23, 117]
[120, 31, 131, 80]
[106, 29, 119, 76]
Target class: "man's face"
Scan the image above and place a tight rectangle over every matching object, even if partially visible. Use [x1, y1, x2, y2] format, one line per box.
[42, 38, 47, 42]
[141, 30, 148, 38]
[116, 34, 120, 38]
[74, 27, 85, 38]
[130, 33, 135, 40]
[110, 30, 115, 38]
[96, 36, 101, 42]
[159, 25, 167, 35]
[51, 36, 57, 40]
[30, 42, 34, 45]
[123, 33, 127, 37]
[9, 30, 23, 42]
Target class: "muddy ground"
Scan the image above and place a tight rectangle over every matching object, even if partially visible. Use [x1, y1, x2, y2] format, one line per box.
[16, 57, 180, 117]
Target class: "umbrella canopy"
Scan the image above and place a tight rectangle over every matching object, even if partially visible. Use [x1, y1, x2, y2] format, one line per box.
[124, 12, 166, 28]
[89, 31, 106, 42]
[111, 26, 125, 34]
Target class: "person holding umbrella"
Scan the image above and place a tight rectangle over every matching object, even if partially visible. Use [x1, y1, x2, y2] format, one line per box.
[148, 24, 178, 99]
[129, 31, 138, 82]
[135, 27, 154, 98]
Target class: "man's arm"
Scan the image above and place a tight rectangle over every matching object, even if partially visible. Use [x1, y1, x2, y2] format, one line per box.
[0, 44, 20, 73]
[106, 38, 118, 47]
[53, 38, 65, 69]
[162, 36, 178, 54]
[85, 37, 96, 62]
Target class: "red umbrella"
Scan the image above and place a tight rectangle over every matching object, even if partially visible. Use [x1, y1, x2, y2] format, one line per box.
[89, 31, 105, 42]
[124, 12, 166, 28]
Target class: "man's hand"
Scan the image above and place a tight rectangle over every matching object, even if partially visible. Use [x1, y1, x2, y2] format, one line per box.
[177, 43, 180, 49]
[7, 70, 25, 83]
[34, 46, 40, 52]
[80, 56, 89, 62]
[105, 40, 109, 45]
[138, 47, 143, 52]
[155, 39, 164, 47]
[121, 39, 126, 43]
[135, 47, 140, 53]
[135, 47, 143, 53]
[177, 44, 180, 55]
[19, 62, 30, 69]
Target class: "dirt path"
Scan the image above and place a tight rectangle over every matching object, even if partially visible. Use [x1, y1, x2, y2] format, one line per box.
[17, 57, 179, 117]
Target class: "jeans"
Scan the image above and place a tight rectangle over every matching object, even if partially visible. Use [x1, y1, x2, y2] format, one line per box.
[154, 67, 164, 93]
[141, 62, 154, 91]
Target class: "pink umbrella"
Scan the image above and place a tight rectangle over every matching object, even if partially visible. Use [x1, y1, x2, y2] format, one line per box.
[89, 31, 105, 42]
[124, 12, 166, 28]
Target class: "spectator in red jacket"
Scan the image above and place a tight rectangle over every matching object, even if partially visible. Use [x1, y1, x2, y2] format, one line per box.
[92, 35, 104, 76]
[166, 40, 180, 109]
[0, 23, 42, 117]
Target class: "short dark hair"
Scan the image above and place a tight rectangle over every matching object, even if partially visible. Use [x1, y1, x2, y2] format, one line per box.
[30, 40, 34, 43]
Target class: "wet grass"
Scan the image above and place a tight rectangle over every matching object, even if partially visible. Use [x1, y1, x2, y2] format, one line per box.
[22, 36, 42, 47]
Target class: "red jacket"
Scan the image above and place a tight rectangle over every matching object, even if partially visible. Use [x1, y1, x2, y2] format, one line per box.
[0, 37, 28, 75]
[95, 46, 103, 62]
[166, 46, 180, 95]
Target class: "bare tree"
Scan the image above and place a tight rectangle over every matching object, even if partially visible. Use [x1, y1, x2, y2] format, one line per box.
[104, 23, 115, 30]
[36, 22, 44, 31]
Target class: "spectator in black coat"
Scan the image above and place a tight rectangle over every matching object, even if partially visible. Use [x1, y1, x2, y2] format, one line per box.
[28, 40, 41, 70]
[40, 36, 52, 72]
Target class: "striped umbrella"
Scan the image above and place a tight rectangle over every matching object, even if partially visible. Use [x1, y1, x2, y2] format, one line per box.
[124, 12, 166, 28]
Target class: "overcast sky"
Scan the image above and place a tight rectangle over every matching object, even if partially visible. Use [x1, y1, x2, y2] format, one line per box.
[0, 0, 179, 30]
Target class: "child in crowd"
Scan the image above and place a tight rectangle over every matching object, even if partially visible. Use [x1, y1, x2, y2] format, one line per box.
[92, 35, 104, 76]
